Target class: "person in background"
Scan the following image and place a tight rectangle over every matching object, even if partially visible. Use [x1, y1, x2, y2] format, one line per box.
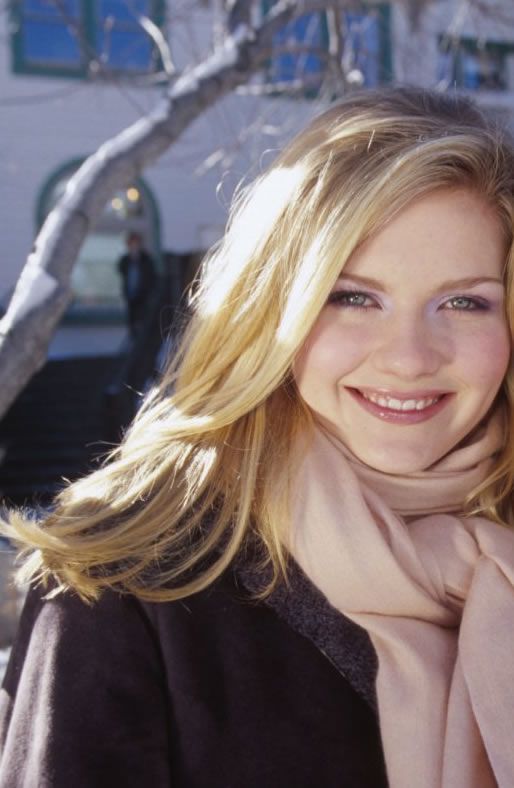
[2, 88, 514, 787]
[117, 231, 156, 337]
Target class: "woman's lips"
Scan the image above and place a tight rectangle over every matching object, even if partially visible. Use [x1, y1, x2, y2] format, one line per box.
[346, 387, 452, 424]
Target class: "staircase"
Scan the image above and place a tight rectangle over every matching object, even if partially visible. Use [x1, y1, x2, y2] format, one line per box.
[0, 355, 126, 506]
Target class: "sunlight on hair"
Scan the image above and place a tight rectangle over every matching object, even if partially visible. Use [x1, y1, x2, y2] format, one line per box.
[276, 232, 330, 345]
[198, 164, 306, 318]
[3, 88, 514, 606]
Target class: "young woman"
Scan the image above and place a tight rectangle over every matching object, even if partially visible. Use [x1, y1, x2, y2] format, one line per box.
[1, 87, 514, 787]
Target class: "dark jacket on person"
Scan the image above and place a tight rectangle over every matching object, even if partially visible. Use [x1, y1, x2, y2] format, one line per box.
[0, 562, 388, 787]
[118, 250, 156, 307]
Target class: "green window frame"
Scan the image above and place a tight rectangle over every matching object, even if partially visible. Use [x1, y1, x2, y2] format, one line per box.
[262, 1, 392, 98]
[10, 0, 165, 80]
[438, 36, 514, 91]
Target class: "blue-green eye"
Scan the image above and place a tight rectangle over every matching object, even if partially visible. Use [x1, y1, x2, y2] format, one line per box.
[328, 290, 376, 308]
[444, 296, 489, 311]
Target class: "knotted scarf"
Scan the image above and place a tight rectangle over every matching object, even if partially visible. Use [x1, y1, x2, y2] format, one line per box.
[289, 413, 514, 787]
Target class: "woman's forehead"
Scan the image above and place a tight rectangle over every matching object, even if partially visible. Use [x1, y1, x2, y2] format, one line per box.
[338, 189, 507, 285]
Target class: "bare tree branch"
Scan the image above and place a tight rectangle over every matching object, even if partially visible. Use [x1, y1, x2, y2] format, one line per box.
[226, 0, 253, 33]
[137, 13, 177, 78]
[0, 0, 318, 420]
[325, 2, 346, 90]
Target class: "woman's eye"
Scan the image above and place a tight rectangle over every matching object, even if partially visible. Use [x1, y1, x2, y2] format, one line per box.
[443, 296, 489, 312]
[328, 290, 376, 309]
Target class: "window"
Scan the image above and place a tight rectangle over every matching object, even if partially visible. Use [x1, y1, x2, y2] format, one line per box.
[11, 0, 164, 78]
[265, 2, 391, 96]
[268, 12, 328, 94]
[438, 37, 514, 91]
[344, 7, 389, 88]
[38, 160, 160, 318]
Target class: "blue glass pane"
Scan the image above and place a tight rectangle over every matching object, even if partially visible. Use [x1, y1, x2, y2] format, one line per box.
[99, 0, 151, 23]
[436, 49, 453, 84]
[459, 50, 503, 90]
[24, 0, 80, 19]
[270, 13, 325, 85]
[345, 11, 380, 87]
[461, 54, 481, 89]
[23, 19, 81, 65]
[96, 28, 153, 69]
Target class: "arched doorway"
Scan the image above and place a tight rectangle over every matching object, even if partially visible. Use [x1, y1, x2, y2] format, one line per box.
[38, 159, 161, 321]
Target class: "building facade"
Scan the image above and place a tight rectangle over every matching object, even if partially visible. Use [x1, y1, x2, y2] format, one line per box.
[1, 0, 513, 355]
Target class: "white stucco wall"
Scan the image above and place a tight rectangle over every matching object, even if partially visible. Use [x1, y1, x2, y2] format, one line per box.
[0, 4, 320, 306]
[2, 0, 514, 310]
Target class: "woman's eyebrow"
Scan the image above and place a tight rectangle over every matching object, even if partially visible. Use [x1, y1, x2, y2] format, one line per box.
[337, 274, 504, 291]
[337, 274, 385, 289]
[432, 276, 504, 292]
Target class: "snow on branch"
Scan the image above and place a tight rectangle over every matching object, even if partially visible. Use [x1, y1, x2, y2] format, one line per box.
[137, 13, 177, 78]
[0, 0, 317, 420]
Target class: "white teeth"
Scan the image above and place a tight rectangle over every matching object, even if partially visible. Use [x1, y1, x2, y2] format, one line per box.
[360, 391, 441, 411]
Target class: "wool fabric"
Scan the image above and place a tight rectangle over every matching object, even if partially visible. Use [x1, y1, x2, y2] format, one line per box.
[290, 414, 514, 787]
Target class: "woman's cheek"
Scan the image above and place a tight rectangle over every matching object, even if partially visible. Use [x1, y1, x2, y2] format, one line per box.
[294, 322, 369, 395]
[458, 320, 510, 388]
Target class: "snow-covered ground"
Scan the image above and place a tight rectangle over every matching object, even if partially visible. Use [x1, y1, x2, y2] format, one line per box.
[0, 546, 24, 684]
[0, 648, 11, 683]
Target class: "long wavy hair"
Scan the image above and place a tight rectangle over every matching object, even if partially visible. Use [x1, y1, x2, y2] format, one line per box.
[4, 87, 514, 602]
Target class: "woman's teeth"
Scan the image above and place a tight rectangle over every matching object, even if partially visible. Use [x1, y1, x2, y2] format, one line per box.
[360, 392, 441, 411]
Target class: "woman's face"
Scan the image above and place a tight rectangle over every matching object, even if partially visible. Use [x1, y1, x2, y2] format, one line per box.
[294, 189, 511, 473]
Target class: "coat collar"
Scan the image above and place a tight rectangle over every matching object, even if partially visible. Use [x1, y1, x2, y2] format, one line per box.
[236, 557, 379, 712]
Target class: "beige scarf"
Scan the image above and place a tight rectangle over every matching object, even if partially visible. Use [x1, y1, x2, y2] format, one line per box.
[289, 414, 514, 788]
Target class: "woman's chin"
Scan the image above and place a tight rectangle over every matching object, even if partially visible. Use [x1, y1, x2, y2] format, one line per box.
[350, 444, 443, 475]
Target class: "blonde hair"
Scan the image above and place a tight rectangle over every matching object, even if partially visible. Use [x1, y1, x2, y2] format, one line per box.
[5, 87, 514, 602]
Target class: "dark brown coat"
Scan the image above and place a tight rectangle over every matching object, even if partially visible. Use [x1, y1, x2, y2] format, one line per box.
[0, 565, 388, 787]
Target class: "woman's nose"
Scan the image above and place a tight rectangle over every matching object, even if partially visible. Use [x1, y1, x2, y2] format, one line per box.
[371, 317, 449, 380]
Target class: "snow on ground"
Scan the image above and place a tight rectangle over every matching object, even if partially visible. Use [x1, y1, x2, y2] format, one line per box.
[0, 648, 11, 684]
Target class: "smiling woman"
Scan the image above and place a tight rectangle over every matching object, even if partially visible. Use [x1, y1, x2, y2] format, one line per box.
[294, 188, 510, 474]
[2, 88, 514, 788]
